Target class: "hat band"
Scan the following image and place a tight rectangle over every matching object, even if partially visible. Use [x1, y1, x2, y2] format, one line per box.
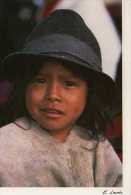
[23, 34, 101, 72]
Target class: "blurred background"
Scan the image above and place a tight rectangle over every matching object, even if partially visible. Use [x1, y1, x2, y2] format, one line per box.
[0, 0, 122, 160]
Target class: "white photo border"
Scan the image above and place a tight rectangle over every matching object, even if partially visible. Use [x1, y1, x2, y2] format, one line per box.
[1, 0, 131, 195]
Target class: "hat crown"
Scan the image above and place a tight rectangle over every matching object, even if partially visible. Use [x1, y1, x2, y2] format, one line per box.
[25, 9, 101, 65]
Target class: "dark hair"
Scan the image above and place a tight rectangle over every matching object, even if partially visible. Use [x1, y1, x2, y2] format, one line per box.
[1, 58, 113, 141]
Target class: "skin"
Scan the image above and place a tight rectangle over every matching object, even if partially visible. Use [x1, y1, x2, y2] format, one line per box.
[25, 60, 88, 142]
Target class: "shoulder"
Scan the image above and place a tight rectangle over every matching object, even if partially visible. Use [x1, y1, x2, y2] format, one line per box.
[95, 138, 122, 170]
[0, 117, 33, 144]
[95, 138, 122, 186]
[73, 125, 121, 158]
[0, 117, 37, 158]
[0, 122, 18, 135]
[96, 138, 121, 163]
[73, 126, 122, 186]
[0, 117, 29, 133]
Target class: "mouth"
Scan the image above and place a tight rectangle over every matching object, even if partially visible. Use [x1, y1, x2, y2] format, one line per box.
[39, 108, 65, 118]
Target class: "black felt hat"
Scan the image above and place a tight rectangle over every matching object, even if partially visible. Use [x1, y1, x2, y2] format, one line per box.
[1, 9, 116, 105]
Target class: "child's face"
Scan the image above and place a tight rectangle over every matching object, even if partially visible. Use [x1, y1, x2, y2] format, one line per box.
[25, 60, 88, 141]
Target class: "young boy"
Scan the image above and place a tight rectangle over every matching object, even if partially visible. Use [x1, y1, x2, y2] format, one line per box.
[0, 9, 122, 187]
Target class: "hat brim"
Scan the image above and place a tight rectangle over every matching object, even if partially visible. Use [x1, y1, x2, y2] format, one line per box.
[1, 51, 116, 106]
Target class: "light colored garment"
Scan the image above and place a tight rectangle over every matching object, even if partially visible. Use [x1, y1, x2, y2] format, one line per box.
[0, 117, 122, 187]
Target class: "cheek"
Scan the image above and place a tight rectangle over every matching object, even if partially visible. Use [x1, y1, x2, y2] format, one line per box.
[25, 87, 43, 111]
[67, 88, 87, 115]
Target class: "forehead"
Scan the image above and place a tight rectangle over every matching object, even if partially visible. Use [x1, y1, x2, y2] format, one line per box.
[37, 60, 79, 77]
[26, 57, 88, 82]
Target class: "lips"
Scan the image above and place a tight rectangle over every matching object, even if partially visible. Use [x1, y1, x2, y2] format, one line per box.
[39, 107, 65, 118]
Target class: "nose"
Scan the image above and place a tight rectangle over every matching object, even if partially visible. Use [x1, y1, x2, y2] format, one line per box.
[46, 81, 61, 102]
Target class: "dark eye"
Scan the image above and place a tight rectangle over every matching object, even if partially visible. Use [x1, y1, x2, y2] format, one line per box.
[64, 80, 78, 87]
[32, 78, 46, 84]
